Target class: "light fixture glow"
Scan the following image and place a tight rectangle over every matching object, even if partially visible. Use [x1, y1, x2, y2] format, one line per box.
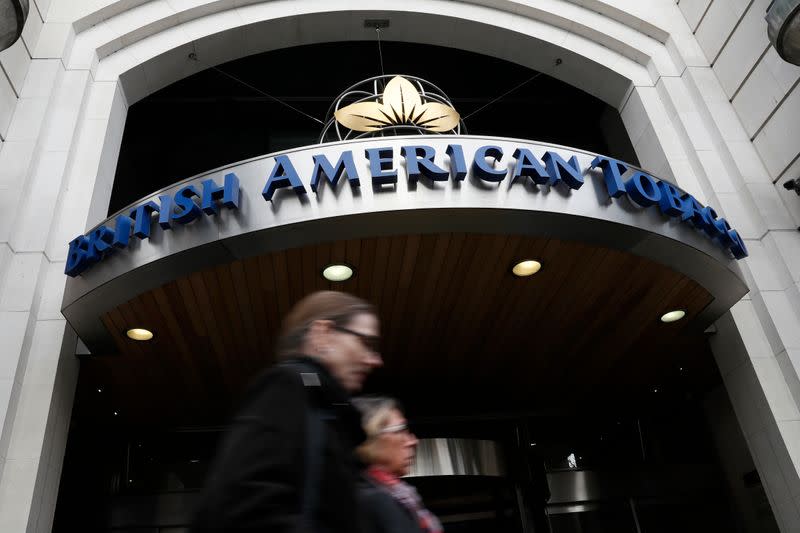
[660, 310, 686, 323]
[126, 328, 154, 341]
[322, 264, 354, 282]
[512, 259, 542, 277]
[567, 453, 577, 469]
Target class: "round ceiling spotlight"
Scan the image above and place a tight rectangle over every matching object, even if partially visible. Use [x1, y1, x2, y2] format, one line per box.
[660, 310, 686, 323]
[322, 263, 354, 282]
[126, 328, 154, 341]
[512, 260, 542, 277]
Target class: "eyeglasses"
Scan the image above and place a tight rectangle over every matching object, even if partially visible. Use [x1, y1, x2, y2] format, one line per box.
[333, 326, 381, 353]
[378, 423, 409, 436]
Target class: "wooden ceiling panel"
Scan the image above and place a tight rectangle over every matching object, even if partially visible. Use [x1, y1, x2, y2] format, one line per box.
[80, 233, 716, 426]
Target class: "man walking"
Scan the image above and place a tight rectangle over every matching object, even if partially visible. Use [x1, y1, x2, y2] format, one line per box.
[192, 290, 383, 532]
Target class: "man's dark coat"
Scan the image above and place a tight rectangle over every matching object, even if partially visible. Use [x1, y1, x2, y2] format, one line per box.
[192, 356, 366, 532]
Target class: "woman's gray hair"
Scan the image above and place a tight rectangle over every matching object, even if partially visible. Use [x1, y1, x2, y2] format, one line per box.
[352, 396, 401, 438]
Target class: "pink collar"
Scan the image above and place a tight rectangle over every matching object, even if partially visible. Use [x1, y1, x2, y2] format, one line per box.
[366, 465, 400, 486]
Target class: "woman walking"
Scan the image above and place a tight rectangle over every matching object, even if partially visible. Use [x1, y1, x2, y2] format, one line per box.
[354, 397, 443, 533]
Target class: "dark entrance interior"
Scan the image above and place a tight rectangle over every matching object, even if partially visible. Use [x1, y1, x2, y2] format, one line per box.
[54, 41, 773, 533]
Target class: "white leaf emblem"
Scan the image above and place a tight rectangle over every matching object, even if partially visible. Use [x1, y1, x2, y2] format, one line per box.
[335, 76, 460, 133]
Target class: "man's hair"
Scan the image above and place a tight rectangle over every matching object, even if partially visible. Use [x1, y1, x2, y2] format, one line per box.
[276, 290, 375, 358]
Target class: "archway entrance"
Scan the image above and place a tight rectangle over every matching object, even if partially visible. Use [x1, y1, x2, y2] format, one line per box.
[53, 39, 754, 533]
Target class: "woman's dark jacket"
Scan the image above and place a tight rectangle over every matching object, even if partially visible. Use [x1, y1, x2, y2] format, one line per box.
[192, 356, 366, 532]
[357, 477, 426, 533]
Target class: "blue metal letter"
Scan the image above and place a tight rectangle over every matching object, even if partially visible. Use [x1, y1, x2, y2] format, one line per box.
[112, 215, 133, 249]
[590, 156, 628, 198]
[65, 235, 91, 277]
[542, 151, 584, 190]
[365, 148, 397, 186]
[130, 201, 161, 239]
[401, 145, 448, 183]
[87, 225, 115, 256]
[446, 144, 467, 181]
[201, 173, 240, 214]
[728, 229, 748, 259]
[472, 146, 506, 182]
[657, 181, 685, 216]
[699, 206, 724, 238]
[680, 194, 707, 229]
[172, 185, 202, 225]
[624, 172, 662, 207]
[262, 155, 307, 201]
[158, 195, 173, 229]
[511, 148, 549, 185]
[713, 217, 735, 246]
[310, 151, 360, 193]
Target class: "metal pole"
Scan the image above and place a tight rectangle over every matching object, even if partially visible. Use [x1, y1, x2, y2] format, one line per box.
[629, 497, 643, 533]
[637, 418, 646, 461]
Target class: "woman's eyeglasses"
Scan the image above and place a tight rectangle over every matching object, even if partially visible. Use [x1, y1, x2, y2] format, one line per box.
[333, 326, 381, 353]
[378, 423, 409, 436]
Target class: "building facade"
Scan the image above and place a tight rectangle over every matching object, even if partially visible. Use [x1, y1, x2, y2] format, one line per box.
[1, 0, 800, 531]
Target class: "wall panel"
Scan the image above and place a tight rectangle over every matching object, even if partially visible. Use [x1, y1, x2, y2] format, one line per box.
[753, 87, 800, 179]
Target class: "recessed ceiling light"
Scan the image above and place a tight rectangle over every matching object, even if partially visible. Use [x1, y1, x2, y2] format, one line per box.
[126, 328, 154, 341]
[512, 259, 542, 277]
[322, 263, 354, 282]
[660, 310, 686, 323]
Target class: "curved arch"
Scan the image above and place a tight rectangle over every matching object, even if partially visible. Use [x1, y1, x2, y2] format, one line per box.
[46, 0, 711, 274]
[38, 0, 720, 269]
[65, 0, 681, 108]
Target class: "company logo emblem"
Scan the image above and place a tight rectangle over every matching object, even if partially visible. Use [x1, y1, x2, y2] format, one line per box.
[334, 76, 460, 133]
